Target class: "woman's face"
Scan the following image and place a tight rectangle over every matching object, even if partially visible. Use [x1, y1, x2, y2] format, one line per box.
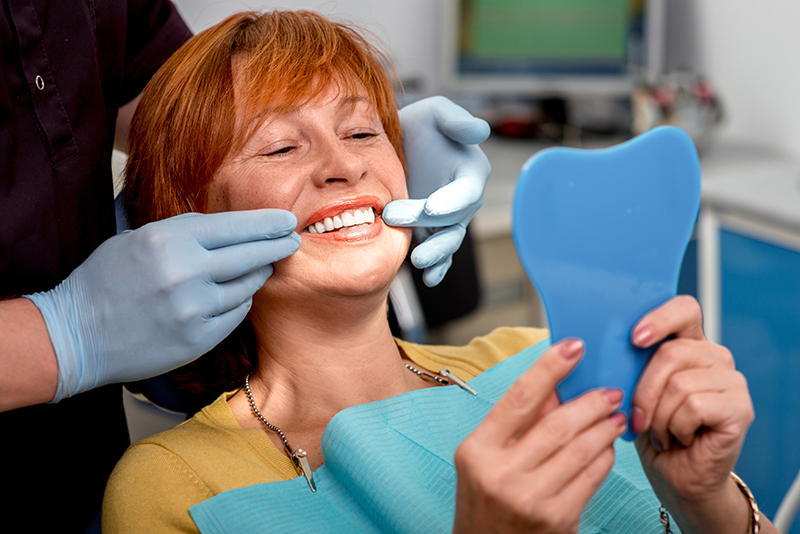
[206, 84, 410, 303]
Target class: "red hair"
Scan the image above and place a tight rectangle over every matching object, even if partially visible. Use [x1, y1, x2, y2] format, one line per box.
[125, 9, 404, 227]
[124, 10, 405, 398]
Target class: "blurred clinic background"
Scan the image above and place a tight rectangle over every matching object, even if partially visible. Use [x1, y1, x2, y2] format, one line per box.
[119, 1, 800, 531]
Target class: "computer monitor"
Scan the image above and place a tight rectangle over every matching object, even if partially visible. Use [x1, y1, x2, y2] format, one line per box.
[441, 0, 666, 98]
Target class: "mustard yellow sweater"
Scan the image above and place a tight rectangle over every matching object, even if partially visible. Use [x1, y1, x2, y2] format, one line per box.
[102, 327, 549, 533]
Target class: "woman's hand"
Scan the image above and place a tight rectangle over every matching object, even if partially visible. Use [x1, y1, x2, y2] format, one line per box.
[453, 339, 627, 534]
[630, 295, 766, 534]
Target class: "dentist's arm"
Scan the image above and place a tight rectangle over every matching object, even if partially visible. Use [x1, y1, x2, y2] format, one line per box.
[1, 209, 300, 411]
[0, 299, 60, 411]
[383, 96, 491, 287]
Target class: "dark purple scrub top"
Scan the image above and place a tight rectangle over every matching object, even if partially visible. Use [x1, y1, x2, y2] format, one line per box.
[0, 1, 189, 531]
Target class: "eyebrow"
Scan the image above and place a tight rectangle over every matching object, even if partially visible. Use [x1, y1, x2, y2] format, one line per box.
[340, 95, 370, 106]
[252, 94, 371, 121]
[244, 93, 375, 143]
[337, 95, 373, 116]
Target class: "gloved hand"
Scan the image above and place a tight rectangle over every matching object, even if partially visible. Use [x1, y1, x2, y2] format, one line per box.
[382, 96, 491, 287]
[25, 209, 301, 402]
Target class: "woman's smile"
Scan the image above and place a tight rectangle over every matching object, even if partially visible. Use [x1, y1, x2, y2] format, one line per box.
[301, 195, 384, 242]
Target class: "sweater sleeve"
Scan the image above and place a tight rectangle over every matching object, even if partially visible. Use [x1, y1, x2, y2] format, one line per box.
[102, 442, 212, 534]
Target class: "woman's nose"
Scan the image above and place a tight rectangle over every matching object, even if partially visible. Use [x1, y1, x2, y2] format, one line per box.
[312, 138, 368, 186]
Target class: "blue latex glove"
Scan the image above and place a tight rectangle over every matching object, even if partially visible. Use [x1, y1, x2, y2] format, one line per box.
[382, 96, 491, 287]
[25, 210, 301, 402]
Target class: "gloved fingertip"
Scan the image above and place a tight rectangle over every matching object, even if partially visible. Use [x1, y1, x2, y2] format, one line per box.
[273, 233, 301, 260]
[410, 246, 435, 270]
[422, 258, 453, 287]
[262, 209, 298, 235]
[441, 117, 491, 145]
[381, 200, 427, 226]
[260, 264, 275, 283]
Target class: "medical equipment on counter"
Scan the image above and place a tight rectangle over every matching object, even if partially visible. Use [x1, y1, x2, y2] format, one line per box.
[512, 126, 701, 440]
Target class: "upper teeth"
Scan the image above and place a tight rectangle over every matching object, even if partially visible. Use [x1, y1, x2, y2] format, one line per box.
[305, 207, 376, 234]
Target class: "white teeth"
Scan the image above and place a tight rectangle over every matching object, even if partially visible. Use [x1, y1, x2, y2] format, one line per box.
[304, 207, 376, 234]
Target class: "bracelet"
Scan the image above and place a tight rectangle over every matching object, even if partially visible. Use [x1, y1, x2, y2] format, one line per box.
[659, 472, 761, 534]
[731, 471, 761, 534]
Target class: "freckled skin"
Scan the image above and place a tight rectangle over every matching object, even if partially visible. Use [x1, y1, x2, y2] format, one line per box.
[206, 86, 411, 305]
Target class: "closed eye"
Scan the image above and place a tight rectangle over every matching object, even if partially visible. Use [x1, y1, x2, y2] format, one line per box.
[348, 132, 378, 140]
[263, 146, 295, 156]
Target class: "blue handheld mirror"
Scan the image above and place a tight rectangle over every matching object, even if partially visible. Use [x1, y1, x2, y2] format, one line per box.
[512, 126, 701, 440]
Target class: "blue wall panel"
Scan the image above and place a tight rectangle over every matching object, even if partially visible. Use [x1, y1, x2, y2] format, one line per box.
[677, 237, 698, 299]
[720, 229, 800, 531]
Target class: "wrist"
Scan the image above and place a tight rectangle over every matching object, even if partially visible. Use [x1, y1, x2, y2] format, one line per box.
[25, 279, 97, 402]
[731, 472, 761, 534]
[665, 473, 756, 534]
[0, 298, 59, 410]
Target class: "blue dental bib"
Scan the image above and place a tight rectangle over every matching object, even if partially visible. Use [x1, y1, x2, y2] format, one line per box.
[190, 339, 674, 533]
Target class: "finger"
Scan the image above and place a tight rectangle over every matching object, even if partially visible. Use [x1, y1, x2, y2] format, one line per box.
[126, 254, 267, 333]
[634, 432, 654, 461]
[511, 388, 624, 469]
[410, 224, 466, 269]
[383, 197, 478, 229]
[429, 97, 491, 145]
[531, 413, 625, 494]
[471, 339, 584, 447]
[381, 198, 428, 226]
[550, 446, 617, 521]
[206, 265, 273, 317]
[205, 233, 301, 282]
[423, 154, 488, 218]
[648, 367, 733, 450]
[421, 256, 452, 288]
[632, 338, 735, 435]
[631, 295, 706, 348]
[538, 391, 562, 418]
[199, 297, 254, 354]
[666, 373, 753, 449]
[173, 209, 298, 250]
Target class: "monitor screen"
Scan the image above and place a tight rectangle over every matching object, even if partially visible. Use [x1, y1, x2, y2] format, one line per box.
[442, 0, 664, 97]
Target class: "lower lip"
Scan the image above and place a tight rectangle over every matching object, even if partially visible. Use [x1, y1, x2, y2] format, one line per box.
[302, 219, 383, 243]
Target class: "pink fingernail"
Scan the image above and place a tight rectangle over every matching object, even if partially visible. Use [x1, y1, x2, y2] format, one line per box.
[603, 389, 623, 406]
[631, 406, 646, 434]
[633, 326, 654, 346]
[560, 339, 583, 361]
[611, 413, 628, 429]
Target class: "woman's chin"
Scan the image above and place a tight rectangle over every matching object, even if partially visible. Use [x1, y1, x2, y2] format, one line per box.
[253, 222, 410, 310]
[257, 255, 401, 305]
